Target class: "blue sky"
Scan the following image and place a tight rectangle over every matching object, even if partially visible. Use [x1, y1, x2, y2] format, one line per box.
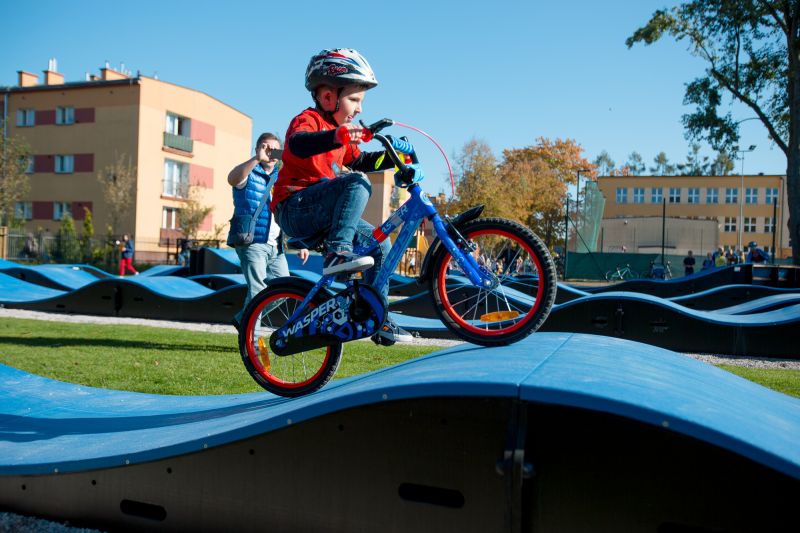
[2, 0, 787, 195]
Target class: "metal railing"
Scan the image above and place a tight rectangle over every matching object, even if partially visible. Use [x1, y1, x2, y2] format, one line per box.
[163, 132, 193, 153]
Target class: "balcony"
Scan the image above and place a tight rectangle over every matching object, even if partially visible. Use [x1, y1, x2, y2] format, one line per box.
[163, 132, 193, 153]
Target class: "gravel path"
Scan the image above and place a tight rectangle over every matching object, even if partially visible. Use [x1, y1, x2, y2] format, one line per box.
[1, 307, 797, 368]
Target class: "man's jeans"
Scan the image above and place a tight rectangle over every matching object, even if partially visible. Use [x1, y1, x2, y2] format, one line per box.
[234, 243, 289, 323]
[275, 173, 391, 293]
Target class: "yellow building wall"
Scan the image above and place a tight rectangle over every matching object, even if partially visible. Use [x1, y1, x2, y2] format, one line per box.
[6, 84, 140, 235]
[136, 76, 251, 255]
[598, 174, 789, 256]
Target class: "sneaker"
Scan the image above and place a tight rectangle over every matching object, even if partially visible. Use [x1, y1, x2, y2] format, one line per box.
[322, 251, 374, 276]
[371, 317, 415, 346]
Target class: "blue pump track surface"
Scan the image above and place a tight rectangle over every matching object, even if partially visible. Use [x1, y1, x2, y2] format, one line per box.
[0, 333, 798, 479]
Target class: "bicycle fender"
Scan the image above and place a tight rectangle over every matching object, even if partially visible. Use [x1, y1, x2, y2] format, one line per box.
[418, 204, 485, 283]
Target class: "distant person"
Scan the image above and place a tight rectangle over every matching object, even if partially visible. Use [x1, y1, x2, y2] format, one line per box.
[683, 250, 696, 276]
[715, 250, 727, 268]
[746, 241, 768, 264]
[701, 252, 714, 271]
[177, 239, 191, 266]
[21, 233, 38, 260]
[118, 234, 138, 276]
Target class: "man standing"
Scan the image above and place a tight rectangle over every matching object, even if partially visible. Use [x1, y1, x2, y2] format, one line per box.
[683, 250, 696, 276]
[227, 133, 307, 330]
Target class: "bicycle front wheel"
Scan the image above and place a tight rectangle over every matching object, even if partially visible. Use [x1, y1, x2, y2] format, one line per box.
[239, 281, 343, 397]
[429, 218, 557, 346]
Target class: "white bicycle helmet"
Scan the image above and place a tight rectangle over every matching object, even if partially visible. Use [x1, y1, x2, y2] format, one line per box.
[305, 48, 378, 92]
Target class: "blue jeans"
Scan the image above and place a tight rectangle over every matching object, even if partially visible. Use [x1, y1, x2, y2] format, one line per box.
[275, 172, 391, 293]
[234, 243, 289, 322]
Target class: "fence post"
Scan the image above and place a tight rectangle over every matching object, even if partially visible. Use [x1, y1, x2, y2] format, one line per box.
[0, 226, 7, 259]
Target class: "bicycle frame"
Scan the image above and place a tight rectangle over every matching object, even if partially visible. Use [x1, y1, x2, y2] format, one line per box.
[274, 181, 496, 336]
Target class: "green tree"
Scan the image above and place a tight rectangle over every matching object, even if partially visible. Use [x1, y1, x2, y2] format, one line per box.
[177, 186, 214, 240]
[448, 138, 499, 216]
[650, 152, 676, 175]
[593, 150, 616, 176]
[0, 131, 32, 227]
[56, 213, 82, 264]
[97, 153, 136, 234]
[625, 151, 647, 175]
[628, 0, 800, 262]
[677, 143, 710, 175]
[80, 207, 95, 263]
[710, 151, 736, 175]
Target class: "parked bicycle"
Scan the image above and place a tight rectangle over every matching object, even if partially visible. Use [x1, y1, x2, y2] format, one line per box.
[605, 264, 638, 281]
[238, 118, 558, 397]
[648, 260, 673, 280]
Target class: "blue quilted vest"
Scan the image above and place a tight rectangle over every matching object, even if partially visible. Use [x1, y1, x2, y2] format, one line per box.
[230, 165, 281, 248]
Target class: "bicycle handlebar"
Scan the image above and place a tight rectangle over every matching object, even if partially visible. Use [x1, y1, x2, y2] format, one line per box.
[360, 118, 420, 184]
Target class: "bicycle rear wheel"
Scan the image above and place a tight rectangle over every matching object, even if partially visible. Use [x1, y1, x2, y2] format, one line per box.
[239, 281, 343, 397]
[429, 217, 557, 346]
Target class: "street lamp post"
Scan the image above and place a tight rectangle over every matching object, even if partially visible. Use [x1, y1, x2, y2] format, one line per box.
[736, 145, 756, 251]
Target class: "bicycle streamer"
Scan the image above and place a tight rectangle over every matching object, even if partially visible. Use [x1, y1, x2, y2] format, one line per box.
[269, 283, 388, 356]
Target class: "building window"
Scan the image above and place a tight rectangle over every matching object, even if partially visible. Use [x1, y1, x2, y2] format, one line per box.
[706, 188, 719, 204]
[55, 155, 74, 173]
[633, 188, 644, 204]
[53, 202, 71, 220]
[723, 217, 737, 232]
[25, 156, 34, 174]
[765, 187, 779, 206]
[14, 202, 33, 220]
[669, 187, 681, 203]
[16, 109, 35, 127]
[616, 188, 628, 204]
[162, 207, 181, 229]
[56, 106, 75, 125]
[166, 113, 191, 136]
[163, 159, 189, 198]
[651, 187, 663, 204]
[725, 188, 738, 204]
[745, 187, 758, 204]
[743, 217, 757, 233]
[687, 188, 699, 204]
[764, 217, 775, 233]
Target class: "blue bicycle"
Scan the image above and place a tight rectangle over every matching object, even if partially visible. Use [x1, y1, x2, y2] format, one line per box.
[238, 119, 557, 396]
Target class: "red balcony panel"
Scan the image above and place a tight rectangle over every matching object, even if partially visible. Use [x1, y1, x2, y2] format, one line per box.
[191, 119, 216, 145]
[75, 108, 95, 123]
[32, 201, 53, 220]
[72, 201, 93, 220]
[189, 164, 214, 188]
[74, 153, 94, 172]
[36, 110, 56, 125]
[34, 155, 55, 173]
[200, 213, 212, 231]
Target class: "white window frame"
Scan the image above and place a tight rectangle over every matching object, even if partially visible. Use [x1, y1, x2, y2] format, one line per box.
[725, 188, 738, 204]
[669, 187, 681, 204]
[53, 201, 71, 220]
[162, 206, 181, 229]
[25, 155, 34, 174]
[14, 202, 32, 220]
[764, 217, 776, 233]
[765, 187, 779, 206]
[56, 106, 75, 125]
[55, 155, 74, 173]
[16, 108, 35, 127]
[687, 187, 700, 204]
[616, 188, 628, 204]
[163, 159, 190, 198]
[633, 188, 644, 204]
[745, 187, 758, 205]
[651, 187, 663, 204]
[165, 112, 191, 137]
[743, 217, 757, 233]
[724, 217, 737, 232]
[706, 188, 719, 204]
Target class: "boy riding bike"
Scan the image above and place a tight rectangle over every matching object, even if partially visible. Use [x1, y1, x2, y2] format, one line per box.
[271, 48, 412, 345]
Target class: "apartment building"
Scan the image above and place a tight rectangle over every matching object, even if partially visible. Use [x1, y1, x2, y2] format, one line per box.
[1, 62, 251, 261]
[597, 174, 789, 257]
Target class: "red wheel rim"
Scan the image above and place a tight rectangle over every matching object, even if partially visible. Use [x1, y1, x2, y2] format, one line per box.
[245, 292, 332, 389]
[437, 228, 544, 336]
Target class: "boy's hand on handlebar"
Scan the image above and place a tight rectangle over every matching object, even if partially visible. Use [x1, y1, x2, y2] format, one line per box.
[336, 123, 367, 146]
[297, 248, 309, 265]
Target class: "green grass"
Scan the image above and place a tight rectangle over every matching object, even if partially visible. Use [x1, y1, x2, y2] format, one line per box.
[0, 318, 437, 395]
[0, 317, 798, 399]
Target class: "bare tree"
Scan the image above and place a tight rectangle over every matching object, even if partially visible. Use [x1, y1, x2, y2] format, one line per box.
[178, 186, 214, 240]
[97, 153, 137, 234]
